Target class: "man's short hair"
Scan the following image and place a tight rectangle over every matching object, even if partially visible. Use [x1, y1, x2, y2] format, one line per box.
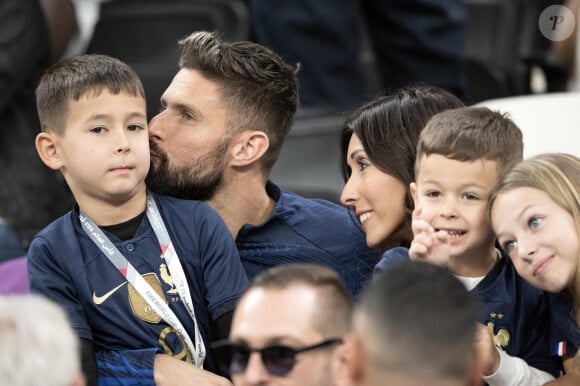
[177, 31, 299, 174]
[355, 261, 479, 383]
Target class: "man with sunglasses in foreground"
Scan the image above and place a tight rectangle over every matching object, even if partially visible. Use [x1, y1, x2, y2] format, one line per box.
[213, 263, 352, 385]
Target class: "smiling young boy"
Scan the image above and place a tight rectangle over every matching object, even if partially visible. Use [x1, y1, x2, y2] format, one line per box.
[406, 107, 578, 385]
[28, 54, 248, 385]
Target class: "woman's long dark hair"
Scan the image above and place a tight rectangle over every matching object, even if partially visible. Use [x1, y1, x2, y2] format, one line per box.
[340, 85, 464, 246]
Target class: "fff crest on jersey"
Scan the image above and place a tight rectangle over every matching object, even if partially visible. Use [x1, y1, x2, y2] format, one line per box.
[128, 273, 166, 323]
[486, 321, 510, 348]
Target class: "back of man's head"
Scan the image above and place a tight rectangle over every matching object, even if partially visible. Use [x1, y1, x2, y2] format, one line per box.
[349, 261, 480, 386]
[178, 31, 299, 174]
[416, 107, 523, 178]
[0, 294, 85, 386]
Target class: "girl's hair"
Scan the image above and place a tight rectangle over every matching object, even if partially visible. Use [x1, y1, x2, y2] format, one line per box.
[489, 153, 580, 323]
[339, 85, 464, 246]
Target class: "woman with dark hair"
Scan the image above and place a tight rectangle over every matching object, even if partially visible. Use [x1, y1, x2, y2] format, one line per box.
[340, 85, 464, 272]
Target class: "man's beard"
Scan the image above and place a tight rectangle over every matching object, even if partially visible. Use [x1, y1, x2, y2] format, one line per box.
[146, 140, 226, 201]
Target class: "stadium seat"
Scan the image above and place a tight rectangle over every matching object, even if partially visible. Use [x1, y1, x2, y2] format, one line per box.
[476, 91, 580, 158]
[271, 108, 347, 203]
[464, 0, 569, 104]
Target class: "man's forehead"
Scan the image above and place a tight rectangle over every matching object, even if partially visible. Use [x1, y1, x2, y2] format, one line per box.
[232, 285, 320, 332]
[240, 285, 319, 309]
[231, 291, 321, 345]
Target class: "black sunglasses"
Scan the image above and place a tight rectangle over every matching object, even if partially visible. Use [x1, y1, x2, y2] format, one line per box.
[212, 338, 343, 377]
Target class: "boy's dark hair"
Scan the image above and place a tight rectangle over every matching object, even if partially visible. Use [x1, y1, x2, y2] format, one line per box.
[415, 107, 523, 177]
[36, 54, 145, 135]
[178, 31, 299, 174]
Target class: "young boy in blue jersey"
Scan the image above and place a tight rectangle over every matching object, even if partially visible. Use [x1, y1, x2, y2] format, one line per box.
[406, 107, 580, 385]
[29, 54, 248, 386]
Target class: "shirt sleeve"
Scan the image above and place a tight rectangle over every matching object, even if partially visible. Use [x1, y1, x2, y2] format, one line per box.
[373, 247, 410, 279]
[483, 348, 555, 386]
[96, 349, 157, 385]
[517, 290, 564, 377]
[27, 235, 92, 341]
[196, 203, 249, 320]
[548, 291, 580, 359]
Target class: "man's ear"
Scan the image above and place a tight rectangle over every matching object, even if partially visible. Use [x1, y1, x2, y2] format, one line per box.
[35, 131, 63, 170]
[410, 182, 418, 207]
[338, 334, 365, 385]
[229, 130, 269, 167]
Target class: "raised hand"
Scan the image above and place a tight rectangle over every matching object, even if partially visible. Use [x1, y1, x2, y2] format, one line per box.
[543, 374, 580, 386]
[408, 206, 451, 266]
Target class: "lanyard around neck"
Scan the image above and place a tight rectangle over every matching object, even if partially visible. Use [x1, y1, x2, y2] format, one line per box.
[79, 195, 206, 367]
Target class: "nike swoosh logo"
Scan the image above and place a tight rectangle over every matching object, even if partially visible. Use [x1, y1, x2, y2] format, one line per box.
[93, 282, 128, 305]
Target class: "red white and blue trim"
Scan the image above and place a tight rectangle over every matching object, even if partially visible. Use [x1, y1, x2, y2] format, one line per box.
[554, 341, 567, 356]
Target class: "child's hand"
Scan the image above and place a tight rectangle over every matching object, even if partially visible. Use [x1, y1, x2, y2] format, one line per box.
[543, 374, 580, 385]
[475, 322, 500, 376]
[408, 206, 450, 266]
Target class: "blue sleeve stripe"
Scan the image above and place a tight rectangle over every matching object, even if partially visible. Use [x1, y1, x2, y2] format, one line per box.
[97, 363, 155, 375]
[97, 375, 155, 386]
[96, 348, 157, 385]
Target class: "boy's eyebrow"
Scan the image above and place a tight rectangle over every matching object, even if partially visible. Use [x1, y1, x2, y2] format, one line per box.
[86, 113, 111, 121]
[461, 182, 490, 190]
[127, 111, 147, 120]
[419, 178, 490, 190]
[85, 111, 147, 122]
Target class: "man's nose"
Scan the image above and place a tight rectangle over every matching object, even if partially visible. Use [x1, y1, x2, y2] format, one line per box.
[240, 352, 271, 385]
[148, 111, 164, 140]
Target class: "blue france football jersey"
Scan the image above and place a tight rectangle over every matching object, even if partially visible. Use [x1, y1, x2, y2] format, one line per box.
[28, 192, 248, 381]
